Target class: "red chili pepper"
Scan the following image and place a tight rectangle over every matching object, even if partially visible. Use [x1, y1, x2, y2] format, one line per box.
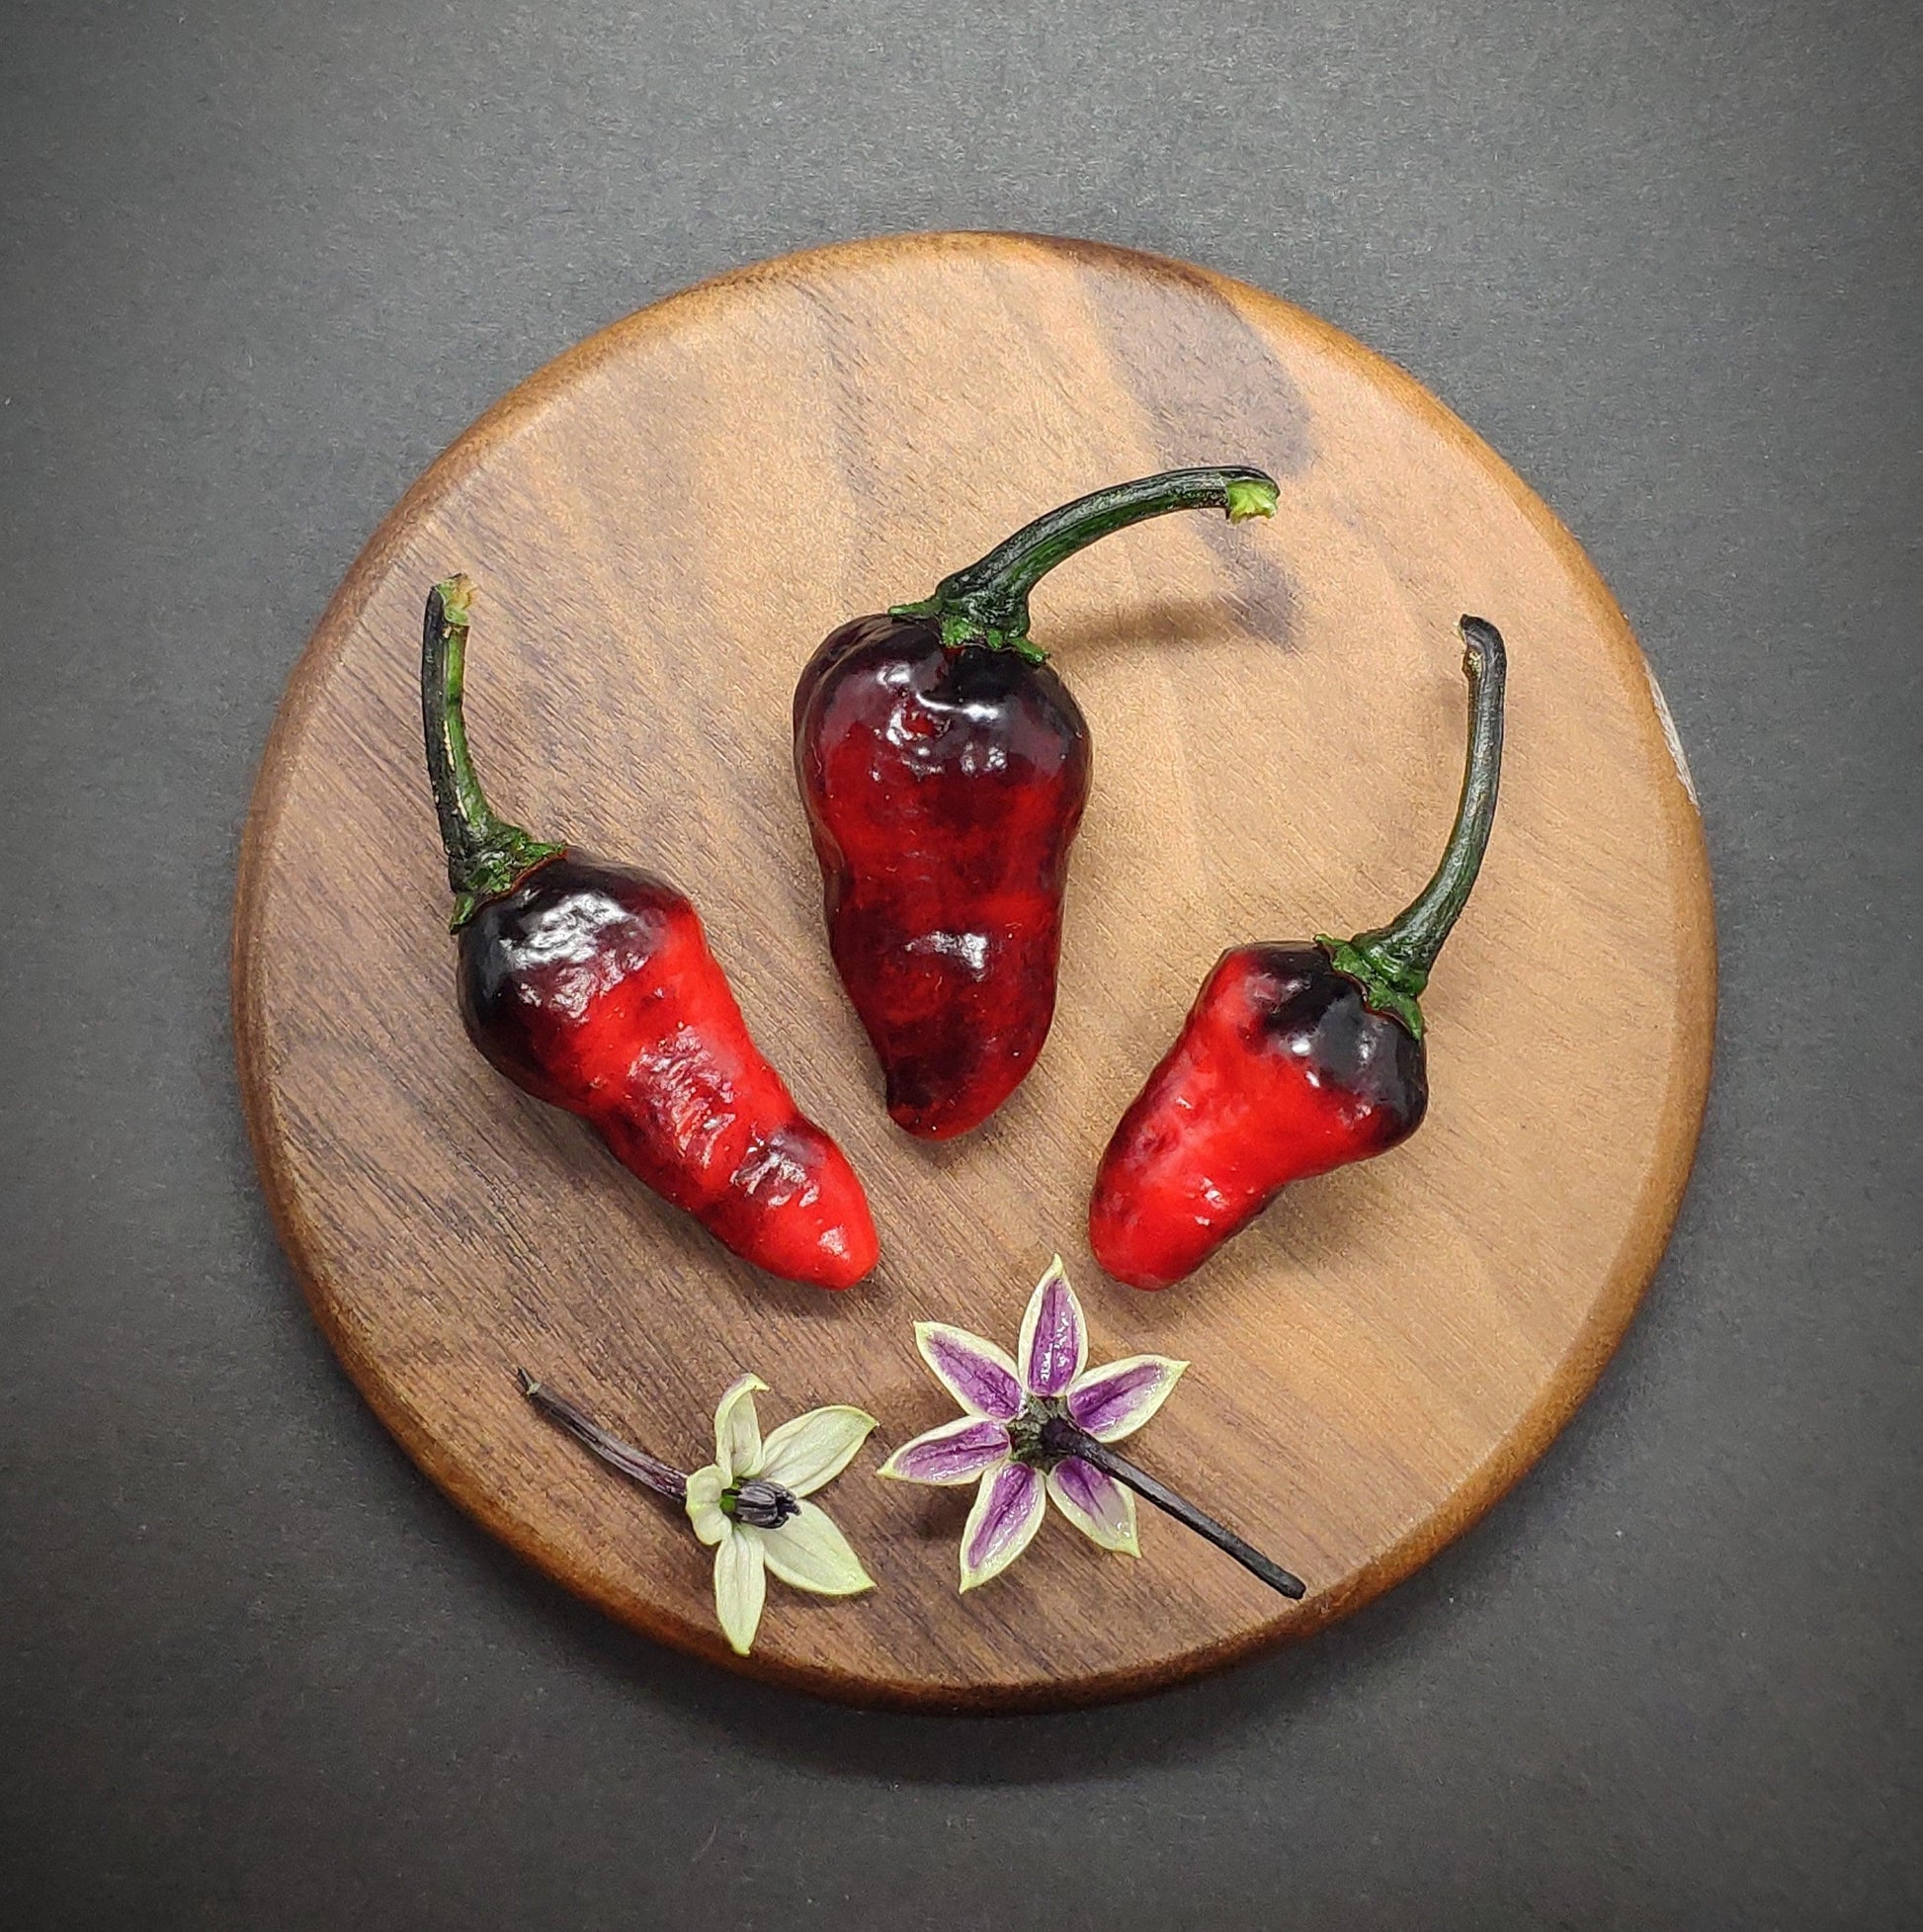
[421, 577, 878, 1290]
[794, 468, 1280, 1140]
[1089, 616, 1507, 1290]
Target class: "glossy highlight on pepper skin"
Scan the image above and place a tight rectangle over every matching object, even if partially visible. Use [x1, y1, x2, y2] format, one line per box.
[794, 467, 1281, 1139]
[1089, 615, 1507, 1291]
[422, 576, 878, 1290]
[794, 613, 1092, 1139]
[460, 854, 878, 1289]
[1089, 946, 1427, 1289]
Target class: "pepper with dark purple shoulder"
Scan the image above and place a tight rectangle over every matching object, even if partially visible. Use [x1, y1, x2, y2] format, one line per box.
[1090, 616, 1507, 1290]
[794, 467, 1280, 1140]
[422, 576, 878, 1291]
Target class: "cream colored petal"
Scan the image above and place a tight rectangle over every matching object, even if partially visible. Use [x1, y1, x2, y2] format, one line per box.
[686, 1466, 729, 1547]
[711, 1373, 769, 1482]
[758, 1501, 875, 1596]
[713, 1522, 766, 1654]
[756, 1405, 878, 1497]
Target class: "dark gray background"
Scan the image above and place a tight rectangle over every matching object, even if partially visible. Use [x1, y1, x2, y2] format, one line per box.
[3, 1, 1918, 1925]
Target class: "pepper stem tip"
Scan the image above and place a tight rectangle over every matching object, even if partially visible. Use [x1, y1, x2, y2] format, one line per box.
[1325, 612, 1507, 1034]
[910, 464, 1281, 657]
[420, 573, 565, 930]
[434, 573, 474, 628]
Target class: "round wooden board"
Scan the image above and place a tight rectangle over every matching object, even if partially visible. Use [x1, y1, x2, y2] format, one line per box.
[234, 232, 1714, 1712]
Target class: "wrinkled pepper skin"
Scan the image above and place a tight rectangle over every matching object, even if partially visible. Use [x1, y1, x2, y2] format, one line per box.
[1088, 946, 1427, 1290]
[793, 613, 1092, 1139]
[793, 467, 1281, 1139]
[459, 853, 878, 1289]
[1088, 615, 1507, 1291]
[423, 577, 878, 1291]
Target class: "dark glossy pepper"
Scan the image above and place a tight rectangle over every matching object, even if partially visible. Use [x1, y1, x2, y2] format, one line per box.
[422, 577, 878, 1290]
[1090, 616, 1507, 1290]
[794, 467, 1280, 1140]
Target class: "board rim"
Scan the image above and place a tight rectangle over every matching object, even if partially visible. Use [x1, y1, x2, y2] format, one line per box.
[232, 229, 1717, 1711]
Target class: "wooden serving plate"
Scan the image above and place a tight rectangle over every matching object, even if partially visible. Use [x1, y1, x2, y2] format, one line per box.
[233, 232, 1714, 1711]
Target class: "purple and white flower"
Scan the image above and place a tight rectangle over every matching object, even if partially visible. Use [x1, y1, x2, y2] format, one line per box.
[878, 1258, 1188, 1591]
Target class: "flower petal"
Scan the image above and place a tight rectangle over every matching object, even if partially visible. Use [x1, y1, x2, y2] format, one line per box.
[876, 1417, 1013, 1486]
[713, 1520, 766, 1654]
[685, 1464, 728, 1546]
[916, 1323, 1023, 1420]
[755, 1405, 878, 1497]
[712, 1373, 768, 1482]
[1065, 1355, 1189, 1443]
[1046, 1455, 1139, 1554]
[1017, 1255, 1087, 1396]
[758, 1501, 875, 1596]
[959, 1461, 1046, 1592]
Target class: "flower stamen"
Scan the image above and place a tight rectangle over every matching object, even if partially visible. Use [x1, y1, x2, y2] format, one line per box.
[724, 1477, 801, 1530]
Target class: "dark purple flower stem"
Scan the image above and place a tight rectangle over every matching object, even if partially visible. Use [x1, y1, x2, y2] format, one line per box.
[1040, 1416, 1306, 1601]
[517, 1369, 688, 1502]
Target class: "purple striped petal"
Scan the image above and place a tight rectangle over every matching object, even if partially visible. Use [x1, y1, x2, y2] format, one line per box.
[1046, 1455, 1139, 1554]
[959, 1460, 1046, 1591]
[1064, 1354, 1188, 1443]
[1017, 1256, 1087, 1397]
[915, 1323, 1024, 1420]
[877, 1417, 1012, 1486]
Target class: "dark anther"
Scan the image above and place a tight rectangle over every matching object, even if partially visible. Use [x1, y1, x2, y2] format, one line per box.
[730, 1478, 800, 1531]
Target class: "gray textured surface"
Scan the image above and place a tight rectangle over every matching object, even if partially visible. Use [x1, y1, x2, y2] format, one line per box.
[3, 1, 1919, 1925]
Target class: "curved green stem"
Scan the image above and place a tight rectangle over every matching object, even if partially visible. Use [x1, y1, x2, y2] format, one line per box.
[1317, 615, 1507, 1040]
[890, 466, 1280, 664]
[421, 576, 563, 929]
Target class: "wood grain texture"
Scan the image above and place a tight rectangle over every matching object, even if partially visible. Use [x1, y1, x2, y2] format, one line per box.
[232, 232, 1715, 1711]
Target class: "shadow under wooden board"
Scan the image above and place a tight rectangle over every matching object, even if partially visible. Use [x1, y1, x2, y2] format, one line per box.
[233, 231, 1714, 1712]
